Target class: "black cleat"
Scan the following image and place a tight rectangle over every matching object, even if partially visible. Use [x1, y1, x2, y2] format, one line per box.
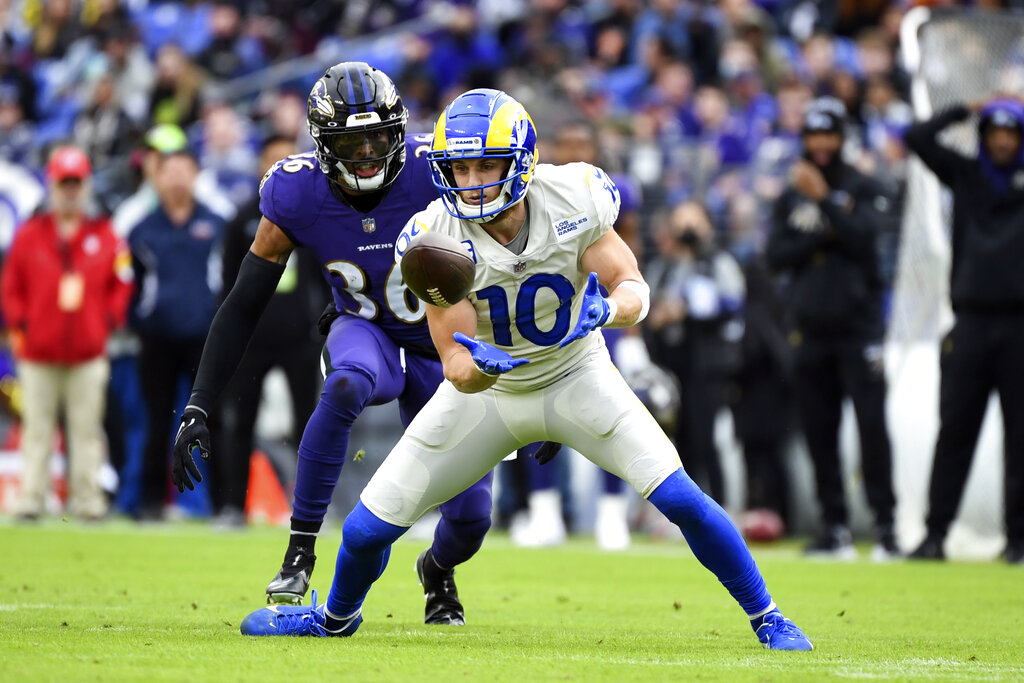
[908, 535, 945, 561]
[266, 551, 316, 605]
[804, 524, 857, 560]
[1004, 540, 1024, 565]
[871, 525, 902, 562]
[415, 548, 465, 625]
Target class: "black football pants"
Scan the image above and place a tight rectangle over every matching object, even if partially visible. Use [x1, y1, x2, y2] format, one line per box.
[792, 335, 896, 529]
[925, 312, 1024, 545]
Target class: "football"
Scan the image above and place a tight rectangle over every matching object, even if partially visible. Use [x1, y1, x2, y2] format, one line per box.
[738, 508, 785, 543]
[399, 231, 476, 307]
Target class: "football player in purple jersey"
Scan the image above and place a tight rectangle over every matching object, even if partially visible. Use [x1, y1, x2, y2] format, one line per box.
[171, 62, 494, 625]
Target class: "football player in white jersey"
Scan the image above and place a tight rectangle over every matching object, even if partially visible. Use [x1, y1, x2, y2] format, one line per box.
[238, 89, 813, 651]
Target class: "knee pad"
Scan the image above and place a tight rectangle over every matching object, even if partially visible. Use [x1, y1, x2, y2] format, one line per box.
[321, 368, 375, 418]
[342, 502, 406, 558]
[647, 468, 709, 525]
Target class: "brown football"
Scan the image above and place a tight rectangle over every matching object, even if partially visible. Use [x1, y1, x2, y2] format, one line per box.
[399, 231, 476, 307]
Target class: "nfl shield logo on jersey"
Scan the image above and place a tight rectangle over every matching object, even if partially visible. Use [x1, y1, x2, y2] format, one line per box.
[513, 260, 527, 273]
[362, 217, 376, 234]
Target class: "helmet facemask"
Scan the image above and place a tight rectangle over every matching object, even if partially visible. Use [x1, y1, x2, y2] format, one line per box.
[427, 88, 538, 223]
[310, 112, 407, 193]
[429, 147, 534, 223]
[306, 62, 409, 194]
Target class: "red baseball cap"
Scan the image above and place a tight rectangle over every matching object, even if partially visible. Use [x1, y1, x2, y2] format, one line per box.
[46, 146, 92, 181]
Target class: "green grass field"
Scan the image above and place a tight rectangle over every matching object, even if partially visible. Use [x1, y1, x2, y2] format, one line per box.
[1, 520, 1022, 682]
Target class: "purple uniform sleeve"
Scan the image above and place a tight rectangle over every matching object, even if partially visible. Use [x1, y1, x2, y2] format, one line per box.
[257, 154, 327, 245]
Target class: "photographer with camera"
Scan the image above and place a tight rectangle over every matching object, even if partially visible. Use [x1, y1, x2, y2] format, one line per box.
[645, 200, 745, 503]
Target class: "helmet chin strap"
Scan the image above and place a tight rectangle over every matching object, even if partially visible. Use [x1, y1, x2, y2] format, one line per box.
[453, 167, 528, 223]
[455, 189, 512, 223]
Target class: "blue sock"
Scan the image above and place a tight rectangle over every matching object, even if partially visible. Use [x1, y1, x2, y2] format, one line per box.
[325, 501, 407, 620]
[292, 370, 374, 522]
[647, 468, 773, 620]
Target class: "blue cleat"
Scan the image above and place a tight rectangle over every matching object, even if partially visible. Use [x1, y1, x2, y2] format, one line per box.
[240, 590, 361, 637]
[755, 611, 814, 651]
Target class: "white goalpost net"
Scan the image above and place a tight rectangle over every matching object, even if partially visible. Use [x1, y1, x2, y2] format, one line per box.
[888, 8, 1024, 557]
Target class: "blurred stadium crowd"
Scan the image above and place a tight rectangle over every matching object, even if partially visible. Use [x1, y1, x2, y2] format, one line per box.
[0, 0, 1015, 537]
[1, 0, 923, 255]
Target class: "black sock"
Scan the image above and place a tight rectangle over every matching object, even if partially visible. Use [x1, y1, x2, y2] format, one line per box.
[286, 516, 322, 558]
[422, 548, 451, 575]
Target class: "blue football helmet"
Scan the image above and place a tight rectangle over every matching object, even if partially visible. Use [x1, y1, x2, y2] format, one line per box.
[427, 89, 538, 223]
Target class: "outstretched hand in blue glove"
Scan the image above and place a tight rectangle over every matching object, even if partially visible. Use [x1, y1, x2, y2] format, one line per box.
[453, 332, 531, 376]
[559, 272, 613, 348]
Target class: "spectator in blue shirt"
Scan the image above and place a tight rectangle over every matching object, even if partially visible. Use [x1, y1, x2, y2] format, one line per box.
[129, 149, 224, 520]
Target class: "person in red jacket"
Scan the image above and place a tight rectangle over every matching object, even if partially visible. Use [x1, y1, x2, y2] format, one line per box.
[1, 146, 134, 520]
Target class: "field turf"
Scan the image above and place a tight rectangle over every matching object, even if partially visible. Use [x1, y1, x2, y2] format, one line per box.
[1, 519, 1022, 682]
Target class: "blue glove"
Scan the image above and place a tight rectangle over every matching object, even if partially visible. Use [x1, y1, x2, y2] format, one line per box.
[559, 272, 612, 348]
[453, 332, 531, 376]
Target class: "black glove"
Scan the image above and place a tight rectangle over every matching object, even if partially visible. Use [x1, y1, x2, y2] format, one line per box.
[172, 408, 211, 492]
[317, 302, 342, 336]
[533, 441, 562, 466]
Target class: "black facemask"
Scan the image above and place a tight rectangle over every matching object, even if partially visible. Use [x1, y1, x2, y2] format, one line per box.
[678, 227, 701, 248]
[801, 100, 847, 184]
[801, 146, 844, 185]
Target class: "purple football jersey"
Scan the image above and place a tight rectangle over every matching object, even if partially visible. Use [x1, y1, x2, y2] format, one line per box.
[259, 135, 438, 349]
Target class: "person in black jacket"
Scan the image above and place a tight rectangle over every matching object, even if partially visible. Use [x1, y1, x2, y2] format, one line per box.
[904, 97, 1024, 564]
[766, 97, 899, 560]
[209, 136, 330, 527]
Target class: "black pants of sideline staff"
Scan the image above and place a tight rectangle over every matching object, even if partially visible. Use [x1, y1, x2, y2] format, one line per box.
[137, 335, 207, 519]
[924, 311, 1024, 547]
[211, 338, 322, 515]
[792, 334, 896, 531]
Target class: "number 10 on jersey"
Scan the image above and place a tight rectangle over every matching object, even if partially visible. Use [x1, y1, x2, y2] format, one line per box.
[476, 273, 575, 347]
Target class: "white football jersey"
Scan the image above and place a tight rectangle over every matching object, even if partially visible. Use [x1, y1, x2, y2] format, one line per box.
[396, 162, 622, 392]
